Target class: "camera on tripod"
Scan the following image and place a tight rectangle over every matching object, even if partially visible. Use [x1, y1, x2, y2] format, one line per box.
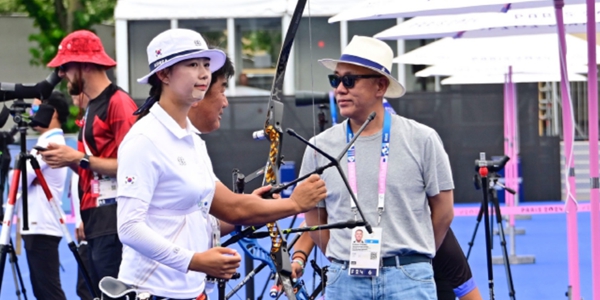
[468, 152, 517, 300]
[474, 155, 509, 174]
[0, 69, 62, 142]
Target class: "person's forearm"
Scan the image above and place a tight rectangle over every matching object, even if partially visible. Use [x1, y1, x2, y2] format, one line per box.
[432, 212, 452, 250]
[220, 220, 236, 236]
[211, 182, 305, 225]
[68, 151, 115, 176]
[429, 190, 454, 250]
[292, 231, 315, 260]
[308, 230, 329, 255]
[305, 208, 329, 254]
[226, 196, 301, 225]
[89, 156, 117, 177]
[68, 162, 79, 174]
[431, 204, 453, 250]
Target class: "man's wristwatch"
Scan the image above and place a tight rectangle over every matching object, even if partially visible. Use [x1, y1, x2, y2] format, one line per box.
[79, 153, 90, 169]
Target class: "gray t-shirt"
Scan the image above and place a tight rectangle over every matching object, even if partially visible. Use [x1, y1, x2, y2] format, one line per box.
[299, 114, 454, 260]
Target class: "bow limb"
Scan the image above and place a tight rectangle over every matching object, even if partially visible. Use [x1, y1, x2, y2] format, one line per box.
[237, 237, 276, 273]
[257, 1, 309, 299]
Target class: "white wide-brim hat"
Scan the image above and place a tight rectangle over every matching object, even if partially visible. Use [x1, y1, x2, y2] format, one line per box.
[319, 36, 406, 98]
[137, 28, 226, 84]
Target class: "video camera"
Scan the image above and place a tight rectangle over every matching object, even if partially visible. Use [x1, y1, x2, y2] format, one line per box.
[0, 71, 61, 102]
[0, 71, 62, 140]
[474, 155, 509, 174]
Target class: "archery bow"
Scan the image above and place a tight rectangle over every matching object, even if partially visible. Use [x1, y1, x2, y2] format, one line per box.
[224, 0, 380, 297]
[224, 2, 316, 298]
[247, 0, 309, 299]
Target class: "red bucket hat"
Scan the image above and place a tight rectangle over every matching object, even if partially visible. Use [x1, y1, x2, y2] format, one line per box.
[47, 30, 116, 68]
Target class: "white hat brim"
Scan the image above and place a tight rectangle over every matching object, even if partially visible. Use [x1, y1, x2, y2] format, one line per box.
[137, 49, 227, 84]
[319, 59, 406, 98]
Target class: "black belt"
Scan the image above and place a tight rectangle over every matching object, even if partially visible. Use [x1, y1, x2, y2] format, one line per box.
[331, 254, 431, 267]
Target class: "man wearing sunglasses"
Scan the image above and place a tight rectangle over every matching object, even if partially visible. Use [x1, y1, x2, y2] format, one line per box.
[40, 30, 138, 297]
[300, 36, 455, 300]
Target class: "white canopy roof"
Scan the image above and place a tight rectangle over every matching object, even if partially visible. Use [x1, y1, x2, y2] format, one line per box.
[395, 34, 596, 67]
[329, 0, 587, 23]
[441, 73, 587, 85]
[375, 4, 598, 40]
[115, 0, 349, 21]
[416, 63, 589, 77]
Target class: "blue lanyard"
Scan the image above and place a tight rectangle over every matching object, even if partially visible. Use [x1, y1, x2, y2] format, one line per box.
[346, 110, 391, 225]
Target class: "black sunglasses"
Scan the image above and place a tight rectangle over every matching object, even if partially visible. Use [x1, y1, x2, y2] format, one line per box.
[59, 62, 76, 73]
[328, 74, 383, 89]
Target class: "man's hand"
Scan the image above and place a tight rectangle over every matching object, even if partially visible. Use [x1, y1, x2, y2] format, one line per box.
[189, 247, 241, 279]
[289, 174, 327, 212]
[40, 143, 83, 168]
[251, 185, 281, 199]
[274, 259, 304, 292]
[291, 260, 304, 280]
[75, 222, 85, 243]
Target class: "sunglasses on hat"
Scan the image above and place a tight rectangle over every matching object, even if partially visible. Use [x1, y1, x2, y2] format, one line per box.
[328, 74, 383, 89]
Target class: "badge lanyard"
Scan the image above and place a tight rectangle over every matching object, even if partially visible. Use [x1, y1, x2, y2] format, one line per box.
[346, 110, 391, 226]
[82, 108, 102, 199]
[81, 108, 93, 157]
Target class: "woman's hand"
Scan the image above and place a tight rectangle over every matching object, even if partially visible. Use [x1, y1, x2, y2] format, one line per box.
[189, 247, 241, 279]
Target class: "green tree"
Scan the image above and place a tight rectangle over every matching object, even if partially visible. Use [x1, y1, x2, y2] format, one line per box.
[12, 0, 116, 133]
[19, 0, 116, 67]
[0, 0, 25, 14]
[241, 30, 282, 69]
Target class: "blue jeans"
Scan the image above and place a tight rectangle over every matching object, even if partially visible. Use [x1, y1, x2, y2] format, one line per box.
[324, 261, 437, 300]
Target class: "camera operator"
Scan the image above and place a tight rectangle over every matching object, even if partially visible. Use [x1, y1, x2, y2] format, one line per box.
[39, 30, 138, 295]
[12, 91, 70, 300]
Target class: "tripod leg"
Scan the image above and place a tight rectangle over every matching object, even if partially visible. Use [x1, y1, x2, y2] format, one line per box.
[8, 240, 28, 300]
[466, 200, 486, 260]
[480, 175, 495, 300]
[0, 165, 23, 295]
[9, 255, 22, 300]
[27, 157, 99, 299]
[491, 192, 517, 300]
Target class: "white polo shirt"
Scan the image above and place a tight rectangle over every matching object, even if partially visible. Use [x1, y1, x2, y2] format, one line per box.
[17, 128, 67, 237]
[116, 103, 217, 299]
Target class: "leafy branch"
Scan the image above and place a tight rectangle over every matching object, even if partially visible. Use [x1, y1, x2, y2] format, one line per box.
[18, 0, 115, 67]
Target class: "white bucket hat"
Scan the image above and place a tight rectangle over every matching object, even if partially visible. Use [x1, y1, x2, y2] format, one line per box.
[319, 36, 406, 98]
[137, 28, 226, 84]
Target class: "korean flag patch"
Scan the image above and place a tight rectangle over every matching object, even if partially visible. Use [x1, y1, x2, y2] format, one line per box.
[124, 176, 136, 185]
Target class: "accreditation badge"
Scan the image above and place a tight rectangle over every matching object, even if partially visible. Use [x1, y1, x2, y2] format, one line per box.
[97, 178, 118, 200]
[348, 227, 382, 277]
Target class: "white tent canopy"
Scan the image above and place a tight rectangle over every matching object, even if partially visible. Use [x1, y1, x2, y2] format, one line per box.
[395, 34, 597, 67]
[416, 63, 589, 77]
[441, 73, 587, 84]
[328, 0, 587, 23]
[375, 4, 599, 40]
[115, 0, 350, 20]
